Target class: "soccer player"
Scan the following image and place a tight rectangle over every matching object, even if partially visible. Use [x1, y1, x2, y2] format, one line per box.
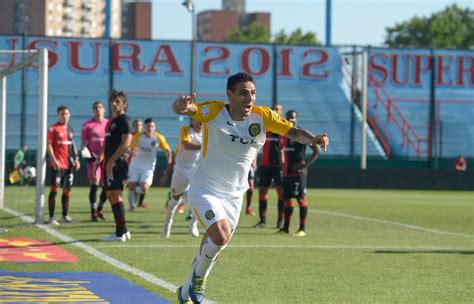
[162, 119, 202, 238]
[172, 72, 329, 303]
[81, 101, 109, 221]
[14, 144, 28, 184]
[127, 118, 172, 211]
[254, 102, 286, 228]
[47, 105, 80, 225]
[97, 90, 132, 242]
[279, 110, 320, 237]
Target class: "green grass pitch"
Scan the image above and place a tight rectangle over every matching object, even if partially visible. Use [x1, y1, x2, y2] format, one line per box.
[1, 187, 473, 303]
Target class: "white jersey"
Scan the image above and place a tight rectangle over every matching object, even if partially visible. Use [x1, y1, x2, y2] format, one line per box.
[129, 131, 170, 171]
[190, 101, 293, 198]
[174, 125, 202, 174]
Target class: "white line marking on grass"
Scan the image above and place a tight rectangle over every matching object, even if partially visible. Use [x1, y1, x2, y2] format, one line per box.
[313, 209, 474, 239]
[1, 207, 216, 304]
[96, 244, 474, 251]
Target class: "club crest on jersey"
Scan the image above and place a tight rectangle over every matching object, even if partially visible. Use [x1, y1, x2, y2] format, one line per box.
[110, 123, 116, 130]
[248, 123, 261, 137]
[201, 106, 209, 117]
[205, 209, 215, 220]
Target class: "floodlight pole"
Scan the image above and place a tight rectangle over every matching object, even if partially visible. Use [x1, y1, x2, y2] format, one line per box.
[35, 49, 48, 224]
[360, 50, 368, 170]
[183, 0, 196, 94]
[0, 75, 6, 209]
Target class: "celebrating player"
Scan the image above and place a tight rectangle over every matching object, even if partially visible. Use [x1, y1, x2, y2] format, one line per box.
[98, 90, 132, 242]
[254, 102, 286, 228]
[279, 110, 320, 237]
[81, 101, 108, 221]
[47, 105, 80, 225]
[162, 119, 202, 238]
[172, 72, 329, 303]
[127, 118, 172, 211]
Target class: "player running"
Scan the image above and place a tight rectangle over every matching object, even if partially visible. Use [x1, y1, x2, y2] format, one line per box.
[279, 110, 320, 237]
[81, 101, 109, 221]
[162, 119, 202, 238]
[127, 118, 172, 211]
[172, 72, 329, 303]
[47, 105, 80, 225]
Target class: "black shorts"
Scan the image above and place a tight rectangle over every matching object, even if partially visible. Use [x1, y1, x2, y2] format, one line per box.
[104, 160, 128, 191]
[50, 168, 74, 188]
[258, 166, 282, 188]
[282, 175, 307, 199]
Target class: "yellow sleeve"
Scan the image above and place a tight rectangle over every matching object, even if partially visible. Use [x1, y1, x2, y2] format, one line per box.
[190, 100, 225, 123]
[253, 105, 293, 135]
[155, 132, 170, 151]
[130, 132, 142, 150]
[180, 125, 191, 143]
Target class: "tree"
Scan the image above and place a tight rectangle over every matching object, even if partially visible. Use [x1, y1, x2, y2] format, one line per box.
[385, 4, 474, 49]
[225, 22, 271, 43]
[274, 28, 321, 46]
[225, 23, 321, 45]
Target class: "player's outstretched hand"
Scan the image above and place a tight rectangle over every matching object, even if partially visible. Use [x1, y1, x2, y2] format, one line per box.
[174, 93, 197, 115]
[312, 133, 329, 151]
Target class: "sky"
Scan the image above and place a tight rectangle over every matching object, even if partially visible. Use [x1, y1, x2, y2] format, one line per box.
[152, 0, 472, 46]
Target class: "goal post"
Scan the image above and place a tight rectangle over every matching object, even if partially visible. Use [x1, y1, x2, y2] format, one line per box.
[0, 49, 48, 224]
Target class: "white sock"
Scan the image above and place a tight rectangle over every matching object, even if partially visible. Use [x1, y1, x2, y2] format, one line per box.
[134, 187, 140, 202]
[128, 190, 135, 208]
[195, 237, 226, 278]
[165, 197, 181, 225]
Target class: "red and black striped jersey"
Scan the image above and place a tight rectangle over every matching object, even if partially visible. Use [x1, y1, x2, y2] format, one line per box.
[47, 123, 76, 169]
[259, 131, 284, 168]
[282, 137, 306, 176]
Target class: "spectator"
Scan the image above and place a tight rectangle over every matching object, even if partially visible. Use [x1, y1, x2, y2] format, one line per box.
[454, 155, 467, 171]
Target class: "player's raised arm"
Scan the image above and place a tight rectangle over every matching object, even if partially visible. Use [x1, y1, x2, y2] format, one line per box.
[172, 93, 197, 116]
[285, 127, 329, 151]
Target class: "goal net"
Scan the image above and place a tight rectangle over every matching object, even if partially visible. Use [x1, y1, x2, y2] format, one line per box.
[0, 49, 48, 224]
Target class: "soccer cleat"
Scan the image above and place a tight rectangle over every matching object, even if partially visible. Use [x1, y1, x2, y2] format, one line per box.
[91, 214, 98, 222]
[96, 211, 106, 220]
[124, 231, 131, 240]
[60, 215, 74, 223]
[48, 217, 60, 226]
[189, 271, 207, 303]
[138, 203, 149, 208]
[277, 228, 289, 234]
[185, 214, 192, 221]
[177, 204, 185, 214]
[189, 222, 199, 237]
[103, 233, 126, 242]
[253, 221, 267, 228]
[245, 207, 256, 216]
[293, 230, 306, 237]
[176, 286, 193, 304]
[161, 221, 172, 238]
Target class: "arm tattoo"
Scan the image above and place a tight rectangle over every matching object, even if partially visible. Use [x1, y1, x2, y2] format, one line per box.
[285, 127, 315, 145]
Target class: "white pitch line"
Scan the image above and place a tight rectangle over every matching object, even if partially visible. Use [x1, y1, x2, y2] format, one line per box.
[312, 209, 474, 239]
[1, 207, 216, 304]
[96, 244, 474, 251]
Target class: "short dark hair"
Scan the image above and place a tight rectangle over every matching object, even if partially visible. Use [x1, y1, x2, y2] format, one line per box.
[109, 89, 128, 110]
[227, 72, 254, 92]
[57, 105, 69, 113]
[144, 118, 155, 125]
[286, 110, 298, 119]
[92, 101, 103, 109]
